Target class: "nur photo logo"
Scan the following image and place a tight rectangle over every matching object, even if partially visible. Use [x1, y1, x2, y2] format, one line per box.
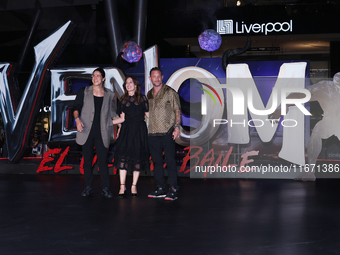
[198, 83, 223, 115]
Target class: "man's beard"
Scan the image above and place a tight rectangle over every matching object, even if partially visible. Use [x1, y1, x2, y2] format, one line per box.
[153, 82, 162, 87]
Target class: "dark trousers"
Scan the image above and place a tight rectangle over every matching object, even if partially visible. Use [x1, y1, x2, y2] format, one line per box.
[82, 132, 110, 189]
[148, 133, 177, 189]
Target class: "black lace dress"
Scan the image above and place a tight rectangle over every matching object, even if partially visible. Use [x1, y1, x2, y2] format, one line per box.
[114, 94, 149, 171]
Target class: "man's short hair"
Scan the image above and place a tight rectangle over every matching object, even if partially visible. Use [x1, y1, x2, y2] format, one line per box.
[150, 67, 162, 76]
[93, 67, 106, 78]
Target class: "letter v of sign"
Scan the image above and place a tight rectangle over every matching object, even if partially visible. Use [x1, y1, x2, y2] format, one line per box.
[0, 21, 75, 162]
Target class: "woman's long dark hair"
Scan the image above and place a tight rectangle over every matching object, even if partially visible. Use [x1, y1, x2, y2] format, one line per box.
[120, 76, 142, 104]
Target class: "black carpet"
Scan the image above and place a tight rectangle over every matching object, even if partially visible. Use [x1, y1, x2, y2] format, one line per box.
[0, 173, 339, 255]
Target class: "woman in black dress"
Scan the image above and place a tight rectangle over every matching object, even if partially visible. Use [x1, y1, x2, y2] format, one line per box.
[115, 76, 149, 197]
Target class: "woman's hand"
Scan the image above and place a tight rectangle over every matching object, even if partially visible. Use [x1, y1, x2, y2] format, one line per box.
[112, 112, 125, 125]
[116, 125, 121, 138]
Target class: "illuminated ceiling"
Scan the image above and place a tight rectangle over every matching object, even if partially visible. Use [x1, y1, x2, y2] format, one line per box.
[0, 0, 338, 65]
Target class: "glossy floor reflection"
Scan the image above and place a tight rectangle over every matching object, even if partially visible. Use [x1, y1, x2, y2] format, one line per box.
[1, 174, 340, 255]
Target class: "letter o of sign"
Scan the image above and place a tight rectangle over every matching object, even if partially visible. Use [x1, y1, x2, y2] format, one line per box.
[166, 66, 224, 146]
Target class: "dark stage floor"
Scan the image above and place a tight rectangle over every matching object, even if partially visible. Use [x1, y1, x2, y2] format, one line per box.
[1, 173, 340, 255]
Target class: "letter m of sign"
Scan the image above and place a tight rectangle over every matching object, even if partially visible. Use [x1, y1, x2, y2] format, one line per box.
[225, 62, 309, 165]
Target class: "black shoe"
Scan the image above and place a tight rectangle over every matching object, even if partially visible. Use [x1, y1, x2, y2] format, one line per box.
[131, 184, 138, 197]
[165, 187, 178, 201]
[118, 192, 126, 198]
[148, 187, 167, 198]
[81, 186, 93, 197]
[102, 187, 113, 199]
[118, 184, 126, 198]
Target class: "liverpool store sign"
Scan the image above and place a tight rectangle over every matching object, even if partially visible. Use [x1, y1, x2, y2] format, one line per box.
[217, 19, 293, 35]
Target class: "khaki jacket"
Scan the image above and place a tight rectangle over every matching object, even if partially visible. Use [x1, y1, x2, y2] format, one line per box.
[76, 86, 117, 148]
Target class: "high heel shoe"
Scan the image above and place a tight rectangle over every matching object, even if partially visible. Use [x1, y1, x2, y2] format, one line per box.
[131, 184, 138, 197]
[118, 184, 126, 198]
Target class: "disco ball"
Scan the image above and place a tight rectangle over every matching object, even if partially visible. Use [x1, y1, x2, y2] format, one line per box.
[198, 29, 222, 52]
[121, 41, 142, 63]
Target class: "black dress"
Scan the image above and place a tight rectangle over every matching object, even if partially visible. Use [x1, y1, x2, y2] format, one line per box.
[114, 94, 149, 171]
